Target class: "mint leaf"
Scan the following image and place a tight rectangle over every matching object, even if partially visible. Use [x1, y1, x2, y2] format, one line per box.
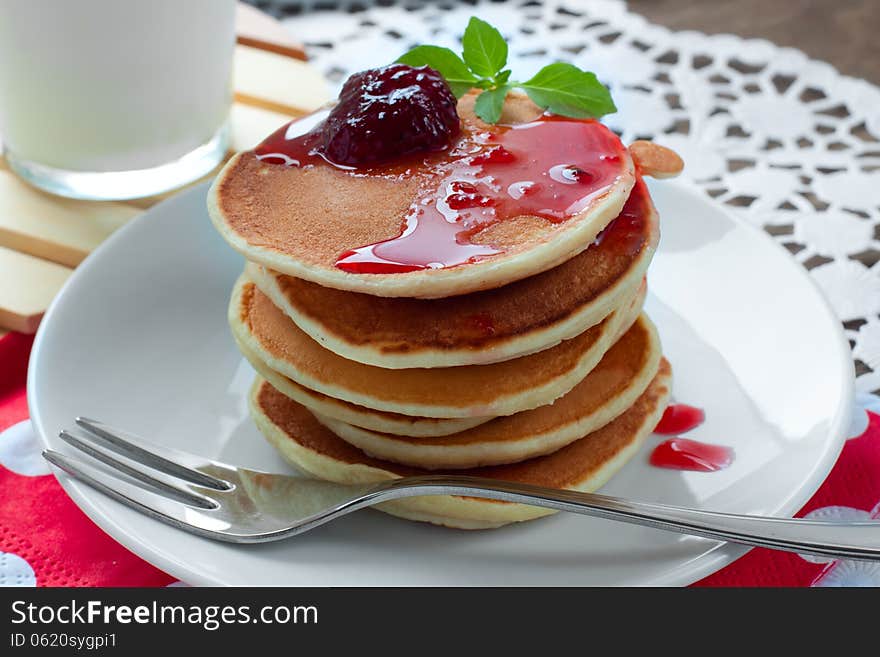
[461, 17, 508, 79]
[397, 45, 477, 97]
[474, 86, 510, 124]
[395, 19, 618, 125]
[521, 62, 616, 118]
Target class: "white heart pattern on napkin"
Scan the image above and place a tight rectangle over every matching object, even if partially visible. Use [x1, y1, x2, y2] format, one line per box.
[799, 504, 880, 586]
[0, 550, 36, 587]
[0, 420, 50, 476]
[812, 560, 880, 587]
[846, 392, 880, 442]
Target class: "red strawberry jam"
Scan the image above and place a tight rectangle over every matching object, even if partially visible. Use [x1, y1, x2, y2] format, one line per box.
[653, 404, 706, 435]
[321, 63, 460, 166]
[650, 438, 734, 473]
[254, 73, 631, 274]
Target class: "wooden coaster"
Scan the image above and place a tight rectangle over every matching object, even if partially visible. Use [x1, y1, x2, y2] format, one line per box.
[234, 43, 328, 117]
[0, 246, 72, 334]
[235, 2, 307, 61]
[0, 171, 139, 267]
[230, 103, 296, 152]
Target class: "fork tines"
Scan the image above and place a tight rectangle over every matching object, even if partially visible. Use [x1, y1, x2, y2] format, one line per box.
[43, 418, 236, 534]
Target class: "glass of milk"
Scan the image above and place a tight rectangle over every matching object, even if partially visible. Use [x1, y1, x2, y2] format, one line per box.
[0, 0, 236, 200]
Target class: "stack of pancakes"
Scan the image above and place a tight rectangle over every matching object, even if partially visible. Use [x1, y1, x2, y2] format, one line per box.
[208, 93, 678, 529]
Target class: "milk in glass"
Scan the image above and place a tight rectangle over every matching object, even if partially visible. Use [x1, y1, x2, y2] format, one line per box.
[0, 0, 236, 199]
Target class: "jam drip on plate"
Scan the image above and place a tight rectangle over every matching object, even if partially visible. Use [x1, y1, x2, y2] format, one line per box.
[649, 404, 734, 472]
[653, 403, 706, 435]
[255, 112, 630, 274]
[650, 438, 734, 473]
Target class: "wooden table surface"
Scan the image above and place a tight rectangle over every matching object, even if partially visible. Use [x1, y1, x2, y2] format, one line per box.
[630, 0, 880, 84]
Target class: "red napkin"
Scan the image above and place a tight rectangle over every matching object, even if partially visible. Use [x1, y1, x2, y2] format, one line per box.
[2, 331, 877, 587]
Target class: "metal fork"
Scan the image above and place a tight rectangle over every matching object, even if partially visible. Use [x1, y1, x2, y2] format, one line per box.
[43, 417, 880, 561]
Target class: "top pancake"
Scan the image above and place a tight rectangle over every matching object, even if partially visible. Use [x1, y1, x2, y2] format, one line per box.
[208, 91, 636, 299]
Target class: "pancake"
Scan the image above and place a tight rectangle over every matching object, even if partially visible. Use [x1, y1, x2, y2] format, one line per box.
[238, 339, 492, 437]
[208, 91, 636, 299]
[245, 178, 657, 369]
[315, 314, 661, 469]
[248, 359, 672, 529]
[230, 275, 645, 418]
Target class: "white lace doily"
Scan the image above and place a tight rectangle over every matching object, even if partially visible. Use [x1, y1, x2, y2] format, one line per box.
[267, 0, 880, 393]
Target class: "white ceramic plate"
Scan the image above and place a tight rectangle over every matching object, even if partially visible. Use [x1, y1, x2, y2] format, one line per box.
[28, 180, 853, 586]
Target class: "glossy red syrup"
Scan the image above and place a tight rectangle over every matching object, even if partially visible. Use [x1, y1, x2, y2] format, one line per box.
[592, 176, 651, 258]
[653, 403, 705, 435]
[650, 438, 734, 472]
[255, 112, 630, 273]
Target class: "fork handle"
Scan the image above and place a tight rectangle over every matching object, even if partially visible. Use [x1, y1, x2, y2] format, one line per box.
[380, 476, 880, 562]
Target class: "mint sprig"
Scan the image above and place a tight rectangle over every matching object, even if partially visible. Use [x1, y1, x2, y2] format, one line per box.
[397, 16, 616, 124]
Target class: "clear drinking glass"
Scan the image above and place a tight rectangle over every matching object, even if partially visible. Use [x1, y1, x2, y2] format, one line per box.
[0, 0, 236, 200]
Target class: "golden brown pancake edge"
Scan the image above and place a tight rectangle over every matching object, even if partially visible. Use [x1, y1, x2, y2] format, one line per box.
[229, 274, 646, 418]
[314, 314, 662, 469]
[248, 359, 672, 528]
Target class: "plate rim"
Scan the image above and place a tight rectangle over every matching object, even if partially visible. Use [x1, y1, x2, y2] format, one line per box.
[27, 179, 855, 586]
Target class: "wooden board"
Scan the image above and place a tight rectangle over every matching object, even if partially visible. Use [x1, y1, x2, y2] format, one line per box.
[0, 246, 72, 334]
[234, 43, 328, 116]
[0, 3, 329, 334]
[0, 172, 139, 267]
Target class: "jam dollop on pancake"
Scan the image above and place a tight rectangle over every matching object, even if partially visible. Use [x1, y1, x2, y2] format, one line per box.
[209, 91, 636, 298]
[319, 64, 460, 166]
